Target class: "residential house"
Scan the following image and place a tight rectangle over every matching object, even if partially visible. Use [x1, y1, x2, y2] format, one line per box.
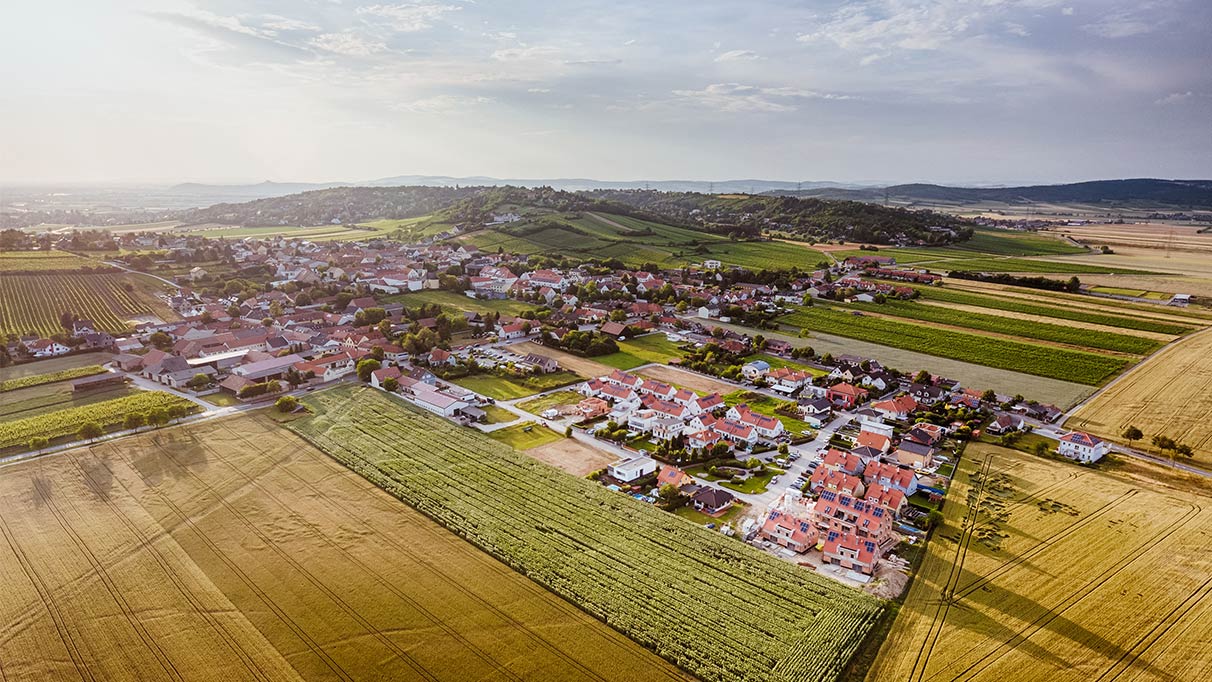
[727, 404, 785, 440]
[826, 382, 868, 409]
[607, 456, 658, 483]
[1057, 431, 1110, 463]
[822, 531, 881, 575]
[863, 462, 918, 496]
[760, 510, 818, 553]
[871, 394, 919, 421]
[741, 359, 770, 380]
[692, 487, 736, 515]
[893, 440, 937, 468]
[986, 413, 1026, 435]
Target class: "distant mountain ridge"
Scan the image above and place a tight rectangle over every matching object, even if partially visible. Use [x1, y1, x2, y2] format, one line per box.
[766, 178, 1212, 208]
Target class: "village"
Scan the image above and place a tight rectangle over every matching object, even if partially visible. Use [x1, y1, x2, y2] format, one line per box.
[4, 229, 1115, 588]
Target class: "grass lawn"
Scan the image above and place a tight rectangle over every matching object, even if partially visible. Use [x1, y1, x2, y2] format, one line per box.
[200, 392, 241, 407]
[596, 333, 685, 369]
[482, 404, 518, 424]
[746, 353, 829, 377]
[722, 390, 816, 436]
[452, 371, 582, 400]
[908, 491, 940, 511]
[386, 289, 540, 316]
[517, 390, 584, 414]
[719, 467, 785, 495]
[673, 503, 747, 526]
[486, 422, 565, 450]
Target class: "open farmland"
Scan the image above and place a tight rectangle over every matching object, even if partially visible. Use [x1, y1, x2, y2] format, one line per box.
[779, 305, 1128, 385]
[845, 299, 1161, 355]
[289, 386, 883, 682]
[938, 279, 1212, 326]
[704, 319, 1094, 408]
[458, 211, 825, 270]
[0, 250, 109, 273]
[0, 272, 179, 336]
[1068, 329, 1212, 466]
[869, 442, 1212, 682]
[0, 364, 106, 392]
[0, 414, 689, 681]
[0, 390, 197, 452]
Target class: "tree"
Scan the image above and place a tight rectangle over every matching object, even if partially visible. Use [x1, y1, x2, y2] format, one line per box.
[356, 358, 382, 382]
[275, 395, 298, 413]
[78, 422, 104, 442]
[123, 412, 146, 431]
[913, 370, 932, 385]
[28, 437, 49, 453]
[981, 389, 997, 403]
[925, 510, 945, 530]
[382, 376, 399, 392]
[146, 408, 169, 427]
[1121, 425, 1143, 446]
[658, 484, 682, 504]
[167, 404, 189, 423]
[1032, 441, 1050, 457]
[148, 331, 172, 350]
[1176, 443, 1194, 459]
[186, 373, 211, 390]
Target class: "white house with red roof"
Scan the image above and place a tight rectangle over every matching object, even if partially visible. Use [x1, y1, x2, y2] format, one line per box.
[1057, 431, 1110, 463]
[726, 404, 785, 439]
[760, 509, 818, 553]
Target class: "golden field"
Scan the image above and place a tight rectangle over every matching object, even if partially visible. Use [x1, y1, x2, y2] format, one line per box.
[0, 414, 690, 681]
[869, 442, 1212, 682]
[1068, 329, 1212, 465]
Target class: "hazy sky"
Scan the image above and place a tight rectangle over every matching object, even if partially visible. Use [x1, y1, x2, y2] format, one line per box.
[3, 0, 1210, 185]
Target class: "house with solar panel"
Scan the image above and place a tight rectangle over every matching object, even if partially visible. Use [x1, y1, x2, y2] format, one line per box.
[759, 509, 818, 553]
[813, 491, 896, 575]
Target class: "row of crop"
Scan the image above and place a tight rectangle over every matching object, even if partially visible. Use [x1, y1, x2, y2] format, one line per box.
[290, 388, 881, 682]
[915, 286, 1193, 335]
[0, 365, 107, 393]
[0, 274, 155, 335]
[0, 251, 104, 273]
[779, 305, 1127, 385]
[0, 391, 197, 449]
[845, 299, 1160, 355]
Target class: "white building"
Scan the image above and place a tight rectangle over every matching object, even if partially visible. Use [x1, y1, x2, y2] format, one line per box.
[607, 456, 658, 482]
[1057, 431, 1110, 463]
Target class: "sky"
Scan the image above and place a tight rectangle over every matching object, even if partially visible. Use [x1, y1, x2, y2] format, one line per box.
[2, 0, 1210, 185]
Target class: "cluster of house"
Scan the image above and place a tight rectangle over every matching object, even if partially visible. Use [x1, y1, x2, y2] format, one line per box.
[579, 368, 787, 454]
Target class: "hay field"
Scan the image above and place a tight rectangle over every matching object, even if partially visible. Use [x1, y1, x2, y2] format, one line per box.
[919, 300, 1176, 342]
[869, 442, 1212, 682]
[1068, 329, 1212, 465]
[0, 415, 690, 681]
[943, 278, 1212, 325]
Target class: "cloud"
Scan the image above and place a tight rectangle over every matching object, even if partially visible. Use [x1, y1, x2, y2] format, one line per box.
[393, 94, 495, 113]
[147, 9, 314, 60]
[527, 88, 551, 93]
[1004, 22, 1030, 37]
[671, 83, 852, 113]
[310, 32, 388, 56]
[356, 3, 462, 32]
[1155, 91, 1196, 105]
[252, 14, 322, 33]
[564, 58, 621, 66]
[1081, 10, 1158, 38]
[491, 45, 559, 61]
[1061, 7, 1075, 16]
[715, 49, 760, 62]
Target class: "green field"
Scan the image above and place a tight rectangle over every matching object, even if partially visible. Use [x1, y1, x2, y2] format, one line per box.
[846, 299, 1161, 354]
[481, 403, 518, 424]
[484, 421, 566, 449]
[914, 286, 1194, 334]
[0, 250, 109, 273]
[595, 333, 685, 369]
[516, 389, 584, 414]
[780, 305, 1128, 385]
[0, 382, 135, 422]
[0, 364, 107, 393]
[459, 211, 825, 270]
[386, 289, 540, 316]
[288, 386, 883, 682]
[451, 371, 582, 400]
[0, 390, 198, 451]
[746, 353, 830, 376]
[0, 354, 110, 382]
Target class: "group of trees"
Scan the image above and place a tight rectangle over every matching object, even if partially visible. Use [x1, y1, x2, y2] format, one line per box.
[540, 328, 619, 357]
[50, 404, 192, 449]
[1120, 425, 1195, 460]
